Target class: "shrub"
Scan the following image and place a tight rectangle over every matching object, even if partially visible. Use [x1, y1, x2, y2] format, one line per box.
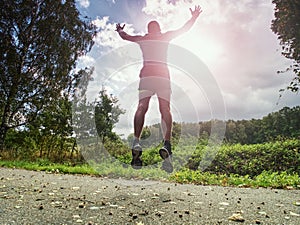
[187, 139, 300, 177]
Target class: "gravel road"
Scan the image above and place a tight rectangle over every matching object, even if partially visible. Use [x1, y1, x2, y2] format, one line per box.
[0, 167, 299, 225]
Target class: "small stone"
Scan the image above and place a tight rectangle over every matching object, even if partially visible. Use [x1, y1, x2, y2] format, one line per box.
[290, 211, 300, 217]
[188, 192, 196, 196]
[162, 198, 171, 203]
[219, 202, 229, 206]
[228, 213, 245, 222]
[72, 187, 80, 190]
[275, 204, 284, 207]
[155, 211, 164, 217]
[38, 204, 44, 210]
[78, 202, 85, 208]
[258, 211, 267, 215]
[194, 202, 203, 204]
[138, 210, 149, 216]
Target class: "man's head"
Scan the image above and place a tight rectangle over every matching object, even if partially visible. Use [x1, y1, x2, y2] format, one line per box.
[147, 21, 161, 34]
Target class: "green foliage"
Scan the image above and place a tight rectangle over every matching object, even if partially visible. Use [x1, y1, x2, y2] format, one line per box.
[0, 160, 96, 175]
[104, 137, 130, 159]
[0, 0, 96, 148]
[271, 0, 300, 92]
[95, 88, 125, 143]
[223, 106, 299, 144]
[1, 158, 298, 189]
[187, 139, 300, 177]
[254, 171, 300, 188]
[170, 169, 300, 189]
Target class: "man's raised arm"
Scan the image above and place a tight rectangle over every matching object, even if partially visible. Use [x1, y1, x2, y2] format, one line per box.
[116, 23, 143, 42]
[165, 5, 202, 39]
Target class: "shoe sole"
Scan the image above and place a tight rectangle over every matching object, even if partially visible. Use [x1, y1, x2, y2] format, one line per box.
[131, 147, 143, 169]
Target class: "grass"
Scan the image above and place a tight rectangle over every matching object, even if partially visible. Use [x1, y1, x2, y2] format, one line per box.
[169, 169, 300, 189]
[0, 159, 299, 189]
[0, 159, 98, 175]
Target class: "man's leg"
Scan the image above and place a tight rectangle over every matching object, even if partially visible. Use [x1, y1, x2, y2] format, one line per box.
[158, 97, 172, 142]
[158, 95, 173, 173]
[134, 95, 151, 139]
[131, 92, 151, 169]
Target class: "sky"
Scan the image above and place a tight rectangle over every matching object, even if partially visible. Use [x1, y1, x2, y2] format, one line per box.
[75, 0, 299, 136]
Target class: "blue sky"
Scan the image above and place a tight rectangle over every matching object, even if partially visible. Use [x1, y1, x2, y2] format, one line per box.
[75, 0, 299, 135]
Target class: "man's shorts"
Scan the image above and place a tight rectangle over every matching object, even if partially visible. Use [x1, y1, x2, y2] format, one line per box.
[138, 76, 171, 102]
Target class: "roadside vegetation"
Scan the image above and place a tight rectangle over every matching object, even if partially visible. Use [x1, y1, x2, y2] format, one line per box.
[1, 138, 299, 189]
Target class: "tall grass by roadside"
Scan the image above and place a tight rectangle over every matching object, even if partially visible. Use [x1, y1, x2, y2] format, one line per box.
[0, 159, 299, 189]
[1, 139, 299, 189]
[169, 169, 300, 189]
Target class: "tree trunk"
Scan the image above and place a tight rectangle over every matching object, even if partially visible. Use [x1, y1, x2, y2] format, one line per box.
[0, 125, 8, 151]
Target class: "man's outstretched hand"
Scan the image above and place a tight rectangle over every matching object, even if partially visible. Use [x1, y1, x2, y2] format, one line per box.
[116, 23, 125, 32]
[189, 5, 202, 19]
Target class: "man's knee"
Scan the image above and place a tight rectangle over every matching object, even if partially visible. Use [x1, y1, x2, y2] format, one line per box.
[159, 106, 171, 117]
[159, 101, 170, 114]
[137, 103, 149, 114]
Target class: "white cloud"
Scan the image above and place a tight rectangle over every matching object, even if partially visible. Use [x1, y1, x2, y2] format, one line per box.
[78, 0, 90, 8]
[91, 16, 139, 50]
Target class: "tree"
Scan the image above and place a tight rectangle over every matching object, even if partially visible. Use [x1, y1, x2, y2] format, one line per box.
[94, 88, 125, 143]
[271, 0, 300, 92]
[0, 0, 96, 149]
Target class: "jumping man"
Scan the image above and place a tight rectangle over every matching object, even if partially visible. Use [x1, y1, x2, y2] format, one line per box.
[116, 5, 202, 173]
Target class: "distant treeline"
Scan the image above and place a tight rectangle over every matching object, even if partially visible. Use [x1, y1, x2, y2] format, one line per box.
[204, 106, 300, 144]
[135, 106, 300, 146]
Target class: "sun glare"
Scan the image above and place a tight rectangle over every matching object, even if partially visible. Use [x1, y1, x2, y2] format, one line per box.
[173, 30, 223, 65]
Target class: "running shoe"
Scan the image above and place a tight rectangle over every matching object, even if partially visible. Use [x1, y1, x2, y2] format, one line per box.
[159, 141, 173, 173]
[131, 140, 142, 169]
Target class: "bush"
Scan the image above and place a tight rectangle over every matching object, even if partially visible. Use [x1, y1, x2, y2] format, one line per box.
[187, 139, 300, 177]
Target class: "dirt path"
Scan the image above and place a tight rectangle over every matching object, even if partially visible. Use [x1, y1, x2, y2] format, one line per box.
[0, 168, 299, 225]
